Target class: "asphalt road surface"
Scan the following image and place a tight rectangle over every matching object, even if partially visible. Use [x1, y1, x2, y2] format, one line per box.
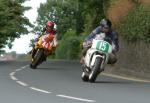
[0, 60, 150, 103]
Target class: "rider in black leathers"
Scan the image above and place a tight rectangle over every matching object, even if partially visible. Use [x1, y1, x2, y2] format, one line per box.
[80, 18, 119, 64]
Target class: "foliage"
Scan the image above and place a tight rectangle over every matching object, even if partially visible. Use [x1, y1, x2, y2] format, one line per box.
[118, 4, 150, 42]
[77, 0, 105, 33]
[0, 50, 5, 54]
[0, 0, 32, 51]
[55, 30, 81, 59]
[34, 0, 105, 36]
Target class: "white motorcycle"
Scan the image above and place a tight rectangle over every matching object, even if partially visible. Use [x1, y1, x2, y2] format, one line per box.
[81, 33, 114, 82]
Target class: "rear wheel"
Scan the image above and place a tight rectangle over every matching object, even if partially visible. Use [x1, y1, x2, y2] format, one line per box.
[89, 57, 101, 83]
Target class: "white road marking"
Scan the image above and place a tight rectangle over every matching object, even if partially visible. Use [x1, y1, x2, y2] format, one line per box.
[15, 69, 23, 72]
[9, 72, 15, 76]
[102, 73, 150, 83]
[16, 81, 28, 86]
[21, 65, 29, 69]
[57, 94, 96, 102]
[30, 87, 51, 94]
[10, 75, 18, 81]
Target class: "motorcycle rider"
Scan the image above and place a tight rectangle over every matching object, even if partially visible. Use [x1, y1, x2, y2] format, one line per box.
[42, 20, 57, 36]
[80, 18, 119, 64]
[31, 20, 57, 58]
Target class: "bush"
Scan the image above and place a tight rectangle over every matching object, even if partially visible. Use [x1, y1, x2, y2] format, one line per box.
[55, 30, 81, 60]
[118, 4, 150, 42]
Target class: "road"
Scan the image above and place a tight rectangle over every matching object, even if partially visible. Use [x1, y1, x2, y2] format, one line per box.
[0, 60, 150, 103]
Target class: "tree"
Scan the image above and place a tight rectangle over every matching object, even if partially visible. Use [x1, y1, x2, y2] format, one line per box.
[0, 0, 32, 52]
[119, 4, 150, 42]
[80, 0, 105, 32]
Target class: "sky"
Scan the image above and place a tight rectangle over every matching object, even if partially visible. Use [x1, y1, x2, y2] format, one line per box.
[4, 0, 47, 54]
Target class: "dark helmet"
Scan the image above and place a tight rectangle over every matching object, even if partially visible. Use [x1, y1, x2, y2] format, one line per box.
[100, 18, 112, 28]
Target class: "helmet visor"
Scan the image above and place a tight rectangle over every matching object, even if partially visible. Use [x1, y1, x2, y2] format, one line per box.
[47, 25, 54, 30]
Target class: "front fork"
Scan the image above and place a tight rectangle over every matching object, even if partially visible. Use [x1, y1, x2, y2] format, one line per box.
[82, 64, 91, 74]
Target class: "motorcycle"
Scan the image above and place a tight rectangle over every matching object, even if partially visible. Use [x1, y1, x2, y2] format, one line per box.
[81, 33, 114, 82]
[30, 34, 55, 69]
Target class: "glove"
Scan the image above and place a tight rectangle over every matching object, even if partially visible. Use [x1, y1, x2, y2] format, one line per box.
[83, 40, 92, 48]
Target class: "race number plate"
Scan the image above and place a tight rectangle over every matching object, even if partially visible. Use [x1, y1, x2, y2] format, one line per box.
[92, 40, 111, 53]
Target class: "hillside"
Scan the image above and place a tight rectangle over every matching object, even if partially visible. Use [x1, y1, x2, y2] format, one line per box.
[106, 0, 150, 79]
[107, 0, 149, 24]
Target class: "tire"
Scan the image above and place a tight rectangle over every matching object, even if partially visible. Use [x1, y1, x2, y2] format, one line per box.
[30, 49, 44, 69]
[89, 57, 101, 83]
[81, 72, 89, 82]
[30, 63, 36, 69]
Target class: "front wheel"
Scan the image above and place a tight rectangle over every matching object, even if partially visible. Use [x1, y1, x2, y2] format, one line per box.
[81, 72, 89, 82]
[89, 57, 102, 83]
[30, 49, 44, 69]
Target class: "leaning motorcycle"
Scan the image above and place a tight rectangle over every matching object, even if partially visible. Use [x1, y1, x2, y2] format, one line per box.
[81, 33, 113, 82]
[30, 34, 55, 69]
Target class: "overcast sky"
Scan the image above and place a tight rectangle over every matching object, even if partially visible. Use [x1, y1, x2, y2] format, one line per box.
[4, 0, 46, 54]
